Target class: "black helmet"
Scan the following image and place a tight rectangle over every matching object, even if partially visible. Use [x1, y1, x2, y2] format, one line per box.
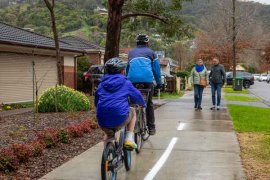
[136, 34, 149, 43]
[105, 57, 127, 74]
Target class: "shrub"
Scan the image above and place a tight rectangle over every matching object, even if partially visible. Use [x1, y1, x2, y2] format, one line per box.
[10, 144, 32, 163]
[30, 140, 45, 157]
[66, 125, 84, 138]
[79, 120, 92, 133]
[38, 85, 90, 112]
[176, 71, 190, 78]
[38, 128, 59, 148]
[0, 148, 19, 172]
[59, 129, 70, 144]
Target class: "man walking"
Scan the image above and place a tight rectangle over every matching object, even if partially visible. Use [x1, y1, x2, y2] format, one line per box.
[209, 57, 226, 110]
[127, 34, 162, 135]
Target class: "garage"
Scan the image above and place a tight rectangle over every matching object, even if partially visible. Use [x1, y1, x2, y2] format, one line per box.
[0, 52, 58, 103]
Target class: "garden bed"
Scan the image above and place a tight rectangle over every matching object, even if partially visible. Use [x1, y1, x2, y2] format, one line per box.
[0, 111, 103, 179]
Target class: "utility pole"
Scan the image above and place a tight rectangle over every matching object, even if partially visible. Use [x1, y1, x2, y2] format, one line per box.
[232, 0, 236, 80]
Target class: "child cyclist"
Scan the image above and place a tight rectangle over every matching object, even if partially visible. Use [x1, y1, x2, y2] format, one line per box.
[95, 57, 145, 150]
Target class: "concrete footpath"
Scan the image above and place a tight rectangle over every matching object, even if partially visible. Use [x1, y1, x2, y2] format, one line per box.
[41, 88, 245, 180]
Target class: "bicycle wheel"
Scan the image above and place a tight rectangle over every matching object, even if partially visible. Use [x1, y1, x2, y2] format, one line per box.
[141, 111, 150, 141]
[123, 148, 132, 171]
[101, 142, 117, 180]
[135, 110, 143, 154]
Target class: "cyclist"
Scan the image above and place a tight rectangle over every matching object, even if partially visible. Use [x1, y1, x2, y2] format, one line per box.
[95, 57, 145, 150]
[127, 34, 162, 135]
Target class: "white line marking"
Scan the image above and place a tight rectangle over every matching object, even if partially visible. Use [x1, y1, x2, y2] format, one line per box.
[144, 137, 178, 180]
[177, 123, 185, 130]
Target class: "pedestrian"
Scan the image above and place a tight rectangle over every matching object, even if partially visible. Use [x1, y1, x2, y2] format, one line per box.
[209, 57, 226, 110]
[190, 59, 209, 110]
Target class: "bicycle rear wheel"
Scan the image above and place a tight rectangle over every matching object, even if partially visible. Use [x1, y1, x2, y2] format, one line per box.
[101, 142, 117, 180]
[135, 110, 143, 154]
[123, 148, 132, 171]
[141, 111, 150, 141]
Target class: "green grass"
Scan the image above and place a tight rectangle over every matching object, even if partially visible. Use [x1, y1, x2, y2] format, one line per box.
[154, 92, 184, 99]
[228, 104, 270, 132]
[223, 87, 249, 94]
[225, 95, 260, 102]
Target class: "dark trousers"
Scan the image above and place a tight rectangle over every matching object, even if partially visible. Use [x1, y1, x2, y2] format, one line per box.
[211, 82, 222, 106]
[194, 85, 204, 107]
[132, 83, 155, 130]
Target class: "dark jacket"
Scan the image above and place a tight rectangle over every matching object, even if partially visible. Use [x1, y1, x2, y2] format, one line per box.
[209, 64, 226, 84]
[127, 45, 161, 85]
[95, 74, 145, 128]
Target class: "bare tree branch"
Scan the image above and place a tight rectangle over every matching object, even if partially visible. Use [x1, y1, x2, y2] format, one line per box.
[121, 13, 168, 24]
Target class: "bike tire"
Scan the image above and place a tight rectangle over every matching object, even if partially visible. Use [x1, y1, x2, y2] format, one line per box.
[141, 111, 150, 141]
[135, 110, 143, 154]
[101, 142, 117, 180]
[124, 148, 132, 171]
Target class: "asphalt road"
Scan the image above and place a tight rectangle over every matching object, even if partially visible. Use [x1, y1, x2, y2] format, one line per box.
[249, 81, 270, 104]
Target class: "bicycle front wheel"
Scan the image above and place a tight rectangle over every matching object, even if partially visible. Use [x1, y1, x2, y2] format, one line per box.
[101, 142, 117, 180]
[124, 148, 132, 171]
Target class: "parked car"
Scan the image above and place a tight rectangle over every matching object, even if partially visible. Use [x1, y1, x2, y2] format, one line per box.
[83, 65, 105, 93]
[259, 74, 268, 82]
[226, 71, 254, 88]
[253, 74, 261, 81]
[267, 74, 270, 83]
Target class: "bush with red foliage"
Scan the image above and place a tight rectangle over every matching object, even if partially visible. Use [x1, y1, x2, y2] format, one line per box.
[10, 144, 32, 163]
[66, 124, 84, 138]
[79, 120, 93, 133]
[30, 140, 46, 157]
[38, 128, 59, 148]
[0, 148, 19, 172]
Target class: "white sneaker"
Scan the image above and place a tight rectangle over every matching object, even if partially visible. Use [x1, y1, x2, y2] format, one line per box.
[217, 106, 220, 110]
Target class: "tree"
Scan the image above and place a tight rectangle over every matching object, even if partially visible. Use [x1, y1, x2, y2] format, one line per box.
[104, 0, 192, 62]
[43, 0, 63, 84]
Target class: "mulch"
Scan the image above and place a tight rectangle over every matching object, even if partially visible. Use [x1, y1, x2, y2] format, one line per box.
[0, 110, 104, 179]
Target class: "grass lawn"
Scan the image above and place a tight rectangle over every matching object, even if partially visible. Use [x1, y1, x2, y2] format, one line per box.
[225, 95, 260, 102]
[228, 104, 270, 132]
[223, 87, 249, 94]
[228, 104, 270, 179]
[154, 92, 184, 99]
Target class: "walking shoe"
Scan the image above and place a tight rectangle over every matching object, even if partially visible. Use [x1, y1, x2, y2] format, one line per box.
[194, 104, 198, 109]
[210, 106, 215, 110]
[216, 106, 220, 110]
[149, 128, 156, 135]
[197, 106, 202, 110]
[124, 140, 137, 150]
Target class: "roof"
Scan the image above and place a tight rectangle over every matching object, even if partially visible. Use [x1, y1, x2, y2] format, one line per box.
[60, 36, 104, 51]
[159, 57, 179, 67]
[159, 59, 170, 66]
[0, 22, 83, 53]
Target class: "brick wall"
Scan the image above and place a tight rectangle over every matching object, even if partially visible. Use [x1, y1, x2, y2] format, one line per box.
[88, 53, 102, 64]
[64, 66, 75, 89]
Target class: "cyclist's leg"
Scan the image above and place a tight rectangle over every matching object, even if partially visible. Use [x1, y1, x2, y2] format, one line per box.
[146, 84, 156, 134]
[124, 107, 137, 149]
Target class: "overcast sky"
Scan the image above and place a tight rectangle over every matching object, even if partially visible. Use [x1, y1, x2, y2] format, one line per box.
[245, 0, 270, 4]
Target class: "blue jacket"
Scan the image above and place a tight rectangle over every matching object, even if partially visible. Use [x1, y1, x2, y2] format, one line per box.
[127, 45, 162, 85]
[95, 74, 145, 128]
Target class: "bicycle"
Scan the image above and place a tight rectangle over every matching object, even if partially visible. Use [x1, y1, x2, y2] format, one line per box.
[133, 85, 151, 154]
[101, 127, 132, 180]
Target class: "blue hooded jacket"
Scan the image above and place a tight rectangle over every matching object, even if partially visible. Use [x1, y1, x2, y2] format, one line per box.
[127, 45, 162, 85]
[95, 74, 145, 128]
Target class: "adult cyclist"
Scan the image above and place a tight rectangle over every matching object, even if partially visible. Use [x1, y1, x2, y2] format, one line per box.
[126, 34, 162, 135]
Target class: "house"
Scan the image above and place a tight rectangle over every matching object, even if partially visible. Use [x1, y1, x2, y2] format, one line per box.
[159, 57, 179, 75]
[0, 22, 84, 104]
[60, 36, 104, 65]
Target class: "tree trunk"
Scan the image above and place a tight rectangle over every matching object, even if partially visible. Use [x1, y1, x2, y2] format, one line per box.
[44, 0, 63, 84]
[50, 10, 63, 85]
[104, 0, 124, 62]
